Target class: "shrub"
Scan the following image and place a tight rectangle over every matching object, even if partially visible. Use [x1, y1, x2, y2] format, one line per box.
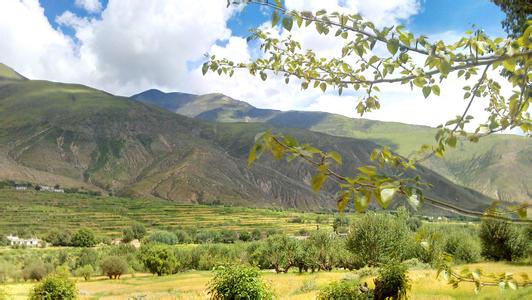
[194, 230, 221, 244]
[71, 228, 96, 247]
[317, 280, 367, 300]
[479, 218, 528, 261]
[407, 217, 422, 232]
[174, 229, 192, 244]
[22, 261, 51, 281]
[0, 235, 8, 247]
[207, 265, 273, 300]
[146, 231, 178, 245]
[346, 212, 411, 266]
[220, 230, 238, 244]
[251, 229, 262, 241]
[75, 248, 99, 269]
[373, 262, 410, 300]
[122, 228, 135, 243]
[332, 216, 350, 234]
[45, 230, 72, 246]
[75, 264, 94, 281]
[443, 231, 481, 263]
[100, 256, 128, 279]
[29, 274, 77, 300]
[131, 223, 147, 240]
[139, 244, 177, 276]
[413, 226, 444, 265]
[239, 231, 252, 242]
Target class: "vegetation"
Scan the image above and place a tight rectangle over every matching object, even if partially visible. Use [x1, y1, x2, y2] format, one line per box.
[74, 265, 94, 281]
[71, 228, 96, 248]
[100, 256, 128, 279]
[139, 244, 177, 276]
[207, 265, 273, 300]
[28, 274, 77, 300]
[373, 262, 410, 300]
[479, 218, 528, 261]
[317, 279, 367, 299]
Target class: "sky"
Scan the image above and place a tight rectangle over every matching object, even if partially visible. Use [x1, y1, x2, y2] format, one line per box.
[0, 0, 511, 129]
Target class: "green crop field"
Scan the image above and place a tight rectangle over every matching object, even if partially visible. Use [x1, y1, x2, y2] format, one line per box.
[0, 189, 345, 238]
[1, 262, 530, 299]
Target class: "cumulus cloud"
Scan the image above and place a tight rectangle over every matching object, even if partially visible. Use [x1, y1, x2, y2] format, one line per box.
[0, 0, 511, 131]
[75, 0, 102, 14]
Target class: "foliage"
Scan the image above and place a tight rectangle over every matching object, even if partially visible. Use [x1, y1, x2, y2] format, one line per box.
[443, 230, 481, 263]
[406, 217, 422, 232]
[346, 212, 411, 266]
[207, 265, 273, 300]
[139, 244, 177, 276]
[146, 230, 178, 245]
[75, 248, 99, 269]
[100, 256, 128, 279]
[71, 228, 96, 247]
[413, 226, 445, 265]
[130, 223, 147, 240]
[317, 279, 368, 300]
[304, 230, 341, 271]
[479, 218, 528, 261]
[22, 260, 52, 281]
[45, 230, 72, 246]
[491, 0, 531, 37]
[75, 265, 94, 281]
[29, 274, 77, 300]
[261, 234, 300, 273]
[373, 262, 410, 300]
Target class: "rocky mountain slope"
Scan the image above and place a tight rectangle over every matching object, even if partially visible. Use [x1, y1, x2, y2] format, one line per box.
[132, 89, 531, 203]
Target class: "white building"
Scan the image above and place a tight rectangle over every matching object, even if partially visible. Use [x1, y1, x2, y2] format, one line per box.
[6, 235, 42, 247]
[15, 186, 27, 191]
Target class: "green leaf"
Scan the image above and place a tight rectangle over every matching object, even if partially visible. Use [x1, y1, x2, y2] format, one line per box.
[260, 72, 267, 81]
[503, 59, 515, 72]
[447, 135, 457, 148]
[327, 151, 343, 165]
[248, 143, 263, 166]
[517, 207, 527, 219]
[387, 39, 400, 55]
[201, 63, 209, 76]
[422, 86, 431, 98]
[354, 191, 370, 213]
[272, 10, 280, 27]
[358, 166, 377, 176]
[378, 186, 397, 209]
[282, 16, 293, 31]
[320, 82, 327, 92]
[337, 190, 351, 212]
[431, 85, 440, 96]
[311, 172, 328, 192]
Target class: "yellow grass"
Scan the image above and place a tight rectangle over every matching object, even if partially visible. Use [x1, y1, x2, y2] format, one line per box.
[2, 263, 530, 299]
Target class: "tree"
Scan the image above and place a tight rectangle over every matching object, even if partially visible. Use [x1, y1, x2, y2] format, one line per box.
[122, 228, 135, 243]
[146, 230, 178, 245]
[131, 223, 147, 240]
[75, 248, 99, 269]
[75, 264, 94, 281]
[479, 218, 528, 261]
[373, 262, 410, 300]
[71, 228, 96, 247]
[304, 230, 341, 271]
[45, 229, 72, 246]
[22, 260, 51, 281]
[100, 256, 128, 279]
[346, 212, 411, 266]
[29, 274, 77, 300]
[207, 265, 273, 300]
[207, 0, 530, 222]
[261, 234, 300, 273]
[491, 0, 532, 37]
[139, 244, 177, 276]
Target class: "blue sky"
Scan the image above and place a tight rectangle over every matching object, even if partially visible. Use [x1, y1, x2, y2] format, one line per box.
[42, 0, 506, 40]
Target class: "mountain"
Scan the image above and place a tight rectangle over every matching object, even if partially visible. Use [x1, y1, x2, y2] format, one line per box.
[0, 64, 496, 214]
[132, 89, 531, 204]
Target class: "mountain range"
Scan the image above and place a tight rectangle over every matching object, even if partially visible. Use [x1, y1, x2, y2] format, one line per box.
[132, 89, 531, 204]
[0, 63, 522, 215]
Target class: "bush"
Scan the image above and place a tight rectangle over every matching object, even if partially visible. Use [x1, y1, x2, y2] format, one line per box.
[220, 230, 238, 244]
[373, 262, 410, 300]
[29, 274, 77, 300]
[139, 244, 177, 276]
[347, 212, 411, 266]
[443, 231, 481, 263]
[413, 226, 444, 265]
[75, 264, 94, 281]
[22, 261, 51, 281]
[131, 223, 147, 240]
[122, 228, 135, 243]
[71, 228, 96, 247]
[407, 217, 422, 232]
[251, 229, 262, 241]
[207, 265, 273, 300]
[239, 231, 252, 242]
[100, 256, 128, 279]
[479, 218, 528, 261]
[317, 280, 367, 300]
[146, 231, 178, 245]
[174, 229, 192, 244]
[75, 248, 99, 269]
[45, 230, 72, 246]
[194, 230, 221, 244]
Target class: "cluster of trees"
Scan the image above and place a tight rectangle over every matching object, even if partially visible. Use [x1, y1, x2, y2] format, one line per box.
[44, 228, 97, 247]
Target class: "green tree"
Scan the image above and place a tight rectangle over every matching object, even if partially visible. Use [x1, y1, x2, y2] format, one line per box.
[29, 274, 77, 300]
[22, 260, 51, 281]
[45, 230, 72, 246]
[75, 265, 94, 281]
[347, 212, 411, 266]
[139, 244, 177, 276]
[479, 218, 528, 261]
[71, 228, 96, 247]
[491, 0, 532, 37]
[261, 234, 300, 273]
[131, 223, 147, 240]
[146, 230, 178, 245]
[100, 256, 128, 279]
[305, 230, 341, 271]
[207, 265, 273, 300]
[373, 262, 410, 300]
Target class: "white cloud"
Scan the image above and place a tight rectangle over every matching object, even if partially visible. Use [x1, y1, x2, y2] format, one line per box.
[75, 0, 102, 14]
[0, 0, 514, 132]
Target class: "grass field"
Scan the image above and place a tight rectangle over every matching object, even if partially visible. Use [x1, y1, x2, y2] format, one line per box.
[0, 189, 348, 237]
[2, 262, 530, 299]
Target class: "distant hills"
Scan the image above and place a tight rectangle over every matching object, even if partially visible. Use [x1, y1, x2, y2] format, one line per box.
[0, 63, 506, 215]
[132, 89, 531, 204]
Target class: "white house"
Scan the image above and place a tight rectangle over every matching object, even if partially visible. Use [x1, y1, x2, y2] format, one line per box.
[15, 186, 27, 191]
[6, 235, 42, 247]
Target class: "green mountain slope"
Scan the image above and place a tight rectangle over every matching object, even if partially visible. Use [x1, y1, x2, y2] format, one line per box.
[0, 66, 497, 214]
[132, 90, 531, 203]
[0, 63, 26, 80]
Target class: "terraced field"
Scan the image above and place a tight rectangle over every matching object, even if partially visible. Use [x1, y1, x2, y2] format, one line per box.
[0, 189, 342, 237]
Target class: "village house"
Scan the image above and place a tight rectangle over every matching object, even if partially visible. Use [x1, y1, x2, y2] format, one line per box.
[6, 235, 42, 247]
[15, 186, 27, 191]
